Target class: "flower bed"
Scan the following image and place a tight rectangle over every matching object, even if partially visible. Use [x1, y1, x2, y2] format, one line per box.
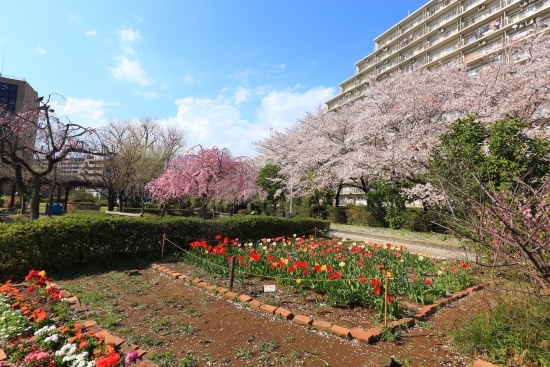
[0, 271, 143, 367]
[181, 235, 475, 319]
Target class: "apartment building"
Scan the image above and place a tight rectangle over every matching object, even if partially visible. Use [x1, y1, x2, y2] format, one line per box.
[326, 0, 550, 110]
[0, 75, 38, 113]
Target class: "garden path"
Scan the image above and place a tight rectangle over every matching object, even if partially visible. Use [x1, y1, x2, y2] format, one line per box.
[328, 230, 474, 261]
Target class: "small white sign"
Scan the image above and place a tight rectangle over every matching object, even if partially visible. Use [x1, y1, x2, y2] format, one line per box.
[263, 285, 276, 293]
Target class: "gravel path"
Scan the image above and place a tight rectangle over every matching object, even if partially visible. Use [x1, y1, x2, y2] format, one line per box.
[328, 230, 475, 261]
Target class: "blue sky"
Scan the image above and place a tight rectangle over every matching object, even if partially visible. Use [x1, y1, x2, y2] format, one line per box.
[2, 0, 426, 157]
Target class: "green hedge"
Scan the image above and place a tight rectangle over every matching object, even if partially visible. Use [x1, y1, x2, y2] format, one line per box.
[0, 216, 329, 281]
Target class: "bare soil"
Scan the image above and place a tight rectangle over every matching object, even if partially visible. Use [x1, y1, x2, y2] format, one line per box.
[56, 262, 488, 367]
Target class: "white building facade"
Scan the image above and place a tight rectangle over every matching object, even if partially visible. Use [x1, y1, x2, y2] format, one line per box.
[327, 0, 550, 110]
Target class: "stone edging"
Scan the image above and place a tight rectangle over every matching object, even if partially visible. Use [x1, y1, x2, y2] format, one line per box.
[151, 263, 487, 345]
[0, 286, 157, 367]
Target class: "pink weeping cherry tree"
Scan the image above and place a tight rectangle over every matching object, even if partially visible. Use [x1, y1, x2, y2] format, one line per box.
[146, 146, 258, 218]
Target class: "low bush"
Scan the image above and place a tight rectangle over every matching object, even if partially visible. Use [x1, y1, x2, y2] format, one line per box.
[327, 206, 347, 224]
[345, 205, 376, 226]
[0, 216, 329, 281]
[401, 209, 443, 232]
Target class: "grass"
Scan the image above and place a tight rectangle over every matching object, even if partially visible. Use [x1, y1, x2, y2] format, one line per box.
[234, 347, 254, 359]
[451, 292, 550, 366]
[258, 341, 279, 352]
[330, 223, 464, 248]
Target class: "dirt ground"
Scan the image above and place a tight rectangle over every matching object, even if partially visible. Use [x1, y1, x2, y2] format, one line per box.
[55, 261, 489, 367]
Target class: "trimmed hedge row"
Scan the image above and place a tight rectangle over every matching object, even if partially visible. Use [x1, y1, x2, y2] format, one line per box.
[0, 216, 329, 281]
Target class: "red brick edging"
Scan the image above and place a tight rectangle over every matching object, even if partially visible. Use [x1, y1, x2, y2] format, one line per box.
[151, 263, 487, 345]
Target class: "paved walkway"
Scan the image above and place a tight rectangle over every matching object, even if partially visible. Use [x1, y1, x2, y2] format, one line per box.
[328, 230, 475, 261]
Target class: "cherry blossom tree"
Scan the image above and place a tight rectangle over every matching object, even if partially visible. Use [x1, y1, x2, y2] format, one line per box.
[256, 29, 550, 202]
[146, 146, 258, 218]
[0, 94, 97, 219]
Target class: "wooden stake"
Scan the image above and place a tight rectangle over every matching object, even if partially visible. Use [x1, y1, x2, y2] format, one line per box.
[229, 256, 237, 291]
[161, 233, 166, 261]
[384, 275, 388, 327]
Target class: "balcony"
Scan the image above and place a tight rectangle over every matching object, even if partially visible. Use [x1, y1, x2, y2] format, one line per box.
[399, 43, 427, 62]
[428, 41, 460, 62]
[463, 39, 502, 62]
[461, 2, 502, 30]
[506, 0, 549, 25]
[511, 49, 529, 61]
[427, 9, 458, 32]
[428, 24, 459, 47]
[357, 59, 373, 73]
[462, 0, 486, 13]
[376, 44, 398, 62]
[400, 14, 425, 36]
[401, 57, 426, 74]
[376, 57, 398, 74]
[462, 18, 502, 46]
[427, 0, 454, 19]
[378, 31, 398, 48]
[398, 27, 425, 49]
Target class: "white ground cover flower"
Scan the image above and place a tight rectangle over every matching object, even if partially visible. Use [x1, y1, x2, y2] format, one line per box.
[34, 324, 57, 336]
[0, 294, 29, 345]
[55, 343, 95, 367]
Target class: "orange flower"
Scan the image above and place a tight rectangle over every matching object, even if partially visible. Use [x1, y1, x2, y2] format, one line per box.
[104, 344, 115, 355]
[79, 340, 88, 349]
[60, 327, 70, 333]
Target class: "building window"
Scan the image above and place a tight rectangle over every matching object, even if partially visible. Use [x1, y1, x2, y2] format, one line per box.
[0, 82, 18, 112]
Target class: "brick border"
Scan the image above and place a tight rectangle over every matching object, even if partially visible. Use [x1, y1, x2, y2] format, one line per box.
[151, 263, 488, 346]
[0, 277, 158, 367]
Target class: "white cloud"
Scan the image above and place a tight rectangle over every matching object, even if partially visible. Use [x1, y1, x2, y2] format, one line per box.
[163, 86, 336, 158]
[111, 56, 151, 85]
[68, 13, 81, 23]
[110, 27, 152, 86]
[85, 30, 97, 37]
[233, 86, 252, 105]
[229, 68, 260, 82]
[35, 45, 47, 55]
[257, 86, 336, 131]
[117, 28, 141, 54]
[182, 74, 199, 84]
[136, 91, 159, 99]
[49, 97, 117, 128]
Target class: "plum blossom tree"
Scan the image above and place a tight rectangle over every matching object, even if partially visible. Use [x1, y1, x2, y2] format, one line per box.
[0, 94, 97, 219]
[429, 116, 550, 293]
[146, 146, 257, 218]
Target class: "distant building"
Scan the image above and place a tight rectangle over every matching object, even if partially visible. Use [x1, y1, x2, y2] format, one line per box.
[327, 0, 550, 110]
[0, 75, 38, 113]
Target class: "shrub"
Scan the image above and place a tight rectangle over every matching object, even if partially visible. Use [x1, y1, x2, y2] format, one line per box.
[327, 206, 347, 224]
[401, 209, 442, 232]
[0, 215, 329, 282]
[68, 190, 96, 203]
[345, 205, 374, 226]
